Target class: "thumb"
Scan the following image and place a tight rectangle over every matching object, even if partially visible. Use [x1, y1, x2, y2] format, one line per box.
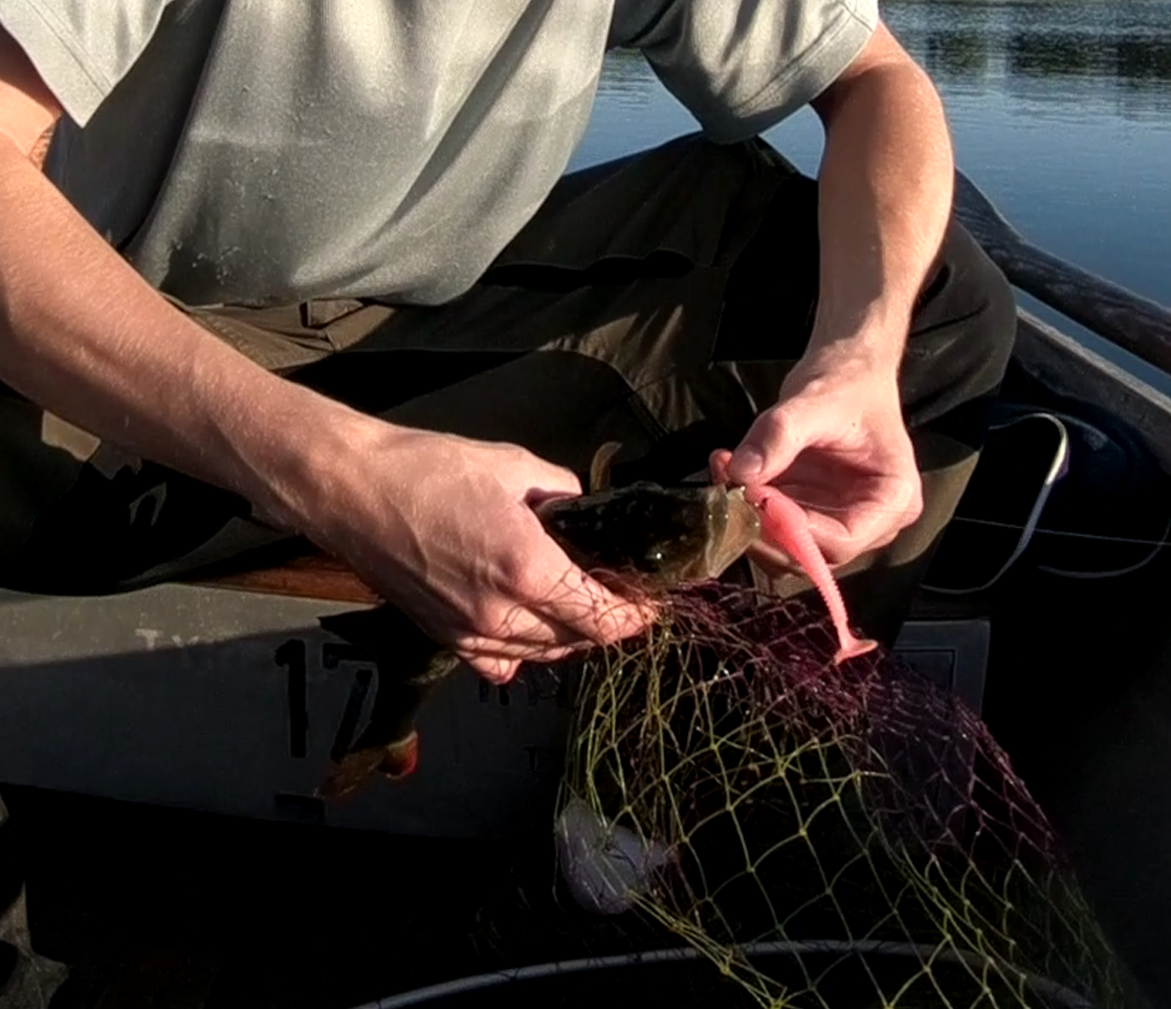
[466, 653, 523, 685]
[525, 460, 583, 507]
[726, 406, 806, 485]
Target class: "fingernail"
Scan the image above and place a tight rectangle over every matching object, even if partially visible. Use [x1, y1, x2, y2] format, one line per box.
[731, 447, 764, 479]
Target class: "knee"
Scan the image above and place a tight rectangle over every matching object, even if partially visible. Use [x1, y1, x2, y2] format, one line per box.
[900, 222, 1018, 439]
[937, 220, 1018, 393]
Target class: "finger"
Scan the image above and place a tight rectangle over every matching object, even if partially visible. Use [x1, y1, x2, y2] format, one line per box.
[709, 449, 733, 485]
[525, 472, 583, 508]
[803, 493, 908, 565]
[448, 602, 605, 657]
[468, 654, 523, 684]
[744, 538, 800, 578]
[727, 406, 807, 486]
[422, 546, 655, 670]
[460, 642, 584, 685]
[534, 564, 658, 647]
[403, 580, 602, 666]
[455, 623, 594, 660]
[523, 451, 586, 501]
[456, 563, 655, 656]
[505, 509, 660, 646]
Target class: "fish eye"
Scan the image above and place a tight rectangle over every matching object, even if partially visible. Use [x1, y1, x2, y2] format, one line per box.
[645, 546, 666, 567]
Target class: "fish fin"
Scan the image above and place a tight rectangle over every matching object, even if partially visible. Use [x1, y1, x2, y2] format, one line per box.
[318, 748, 387, 801]
[589, 441, 623, 494]
[378, 731, 421, 779]
[319, 731, 422, 801]
[701, 485, 761, 578]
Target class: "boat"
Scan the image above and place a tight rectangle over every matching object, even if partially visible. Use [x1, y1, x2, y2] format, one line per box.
[1, 171, 1168, 1007]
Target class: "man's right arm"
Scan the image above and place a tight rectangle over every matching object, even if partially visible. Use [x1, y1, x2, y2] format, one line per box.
[0, 27, 367, 539]
[0, 29, 648, 681]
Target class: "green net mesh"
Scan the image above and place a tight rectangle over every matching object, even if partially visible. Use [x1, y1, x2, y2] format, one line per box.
[555, 585, 1127, 1009]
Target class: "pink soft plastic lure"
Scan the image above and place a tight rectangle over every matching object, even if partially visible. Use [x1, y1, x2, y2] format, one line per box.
[712, 454, 877, 665]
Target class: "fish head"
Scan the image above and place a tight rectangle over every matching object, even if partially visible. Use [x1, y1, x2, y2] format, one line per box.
[534, 480, 761, 591]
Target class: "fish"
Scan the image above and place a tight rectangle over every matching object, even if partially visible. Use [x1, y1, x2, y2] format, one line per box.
[319, 440, 884, 798]
[317, 442, 762, 800]
[534, 442, 762, 590]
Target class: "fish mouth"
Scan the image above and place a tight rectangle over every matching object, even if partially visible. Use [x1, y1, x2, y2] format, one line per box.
[701, 485, 761, 579]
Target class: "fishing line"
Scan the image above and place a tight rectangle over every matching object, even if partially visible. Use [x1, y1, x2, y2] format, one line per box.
[775, 497, 1171, 549]
[948, 514, 1171, 549]
[758, 492, 1171, 589]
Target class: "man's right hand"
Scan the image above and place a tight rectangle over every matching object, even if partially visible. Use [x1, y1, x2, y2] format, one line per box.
[282, 420, 655, 684]
[1, 34, 650, 684]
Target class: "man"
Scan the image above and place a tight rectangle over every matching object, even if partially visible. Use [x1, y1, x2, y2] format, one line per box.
[0, 2, 1013, 679]
[0, 1, 1017, 992]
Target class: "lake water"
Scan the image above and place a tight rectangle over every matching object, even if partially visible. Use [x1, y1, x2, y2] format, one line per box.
[577, 0, 1171, 393]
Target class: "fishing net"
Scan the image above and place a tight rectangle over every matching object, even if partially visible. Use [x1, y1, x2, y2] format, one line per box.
[555, 584, 1128, 1009]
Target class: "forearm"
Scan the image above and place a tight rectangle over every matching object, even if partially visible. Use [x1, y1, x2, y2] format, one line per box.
[0, 140, 372, 535]
[810, 56, 953, 372]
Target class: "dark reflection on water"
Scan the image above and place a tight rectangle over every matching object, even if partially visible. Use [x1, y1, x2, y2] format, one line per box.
[598, 2, 1171, 116]
[887, 0, 1171, 115]
[1009, 34, 1167, 81]
[586, 1, 1171, 391]
[923, 30, 991, 80]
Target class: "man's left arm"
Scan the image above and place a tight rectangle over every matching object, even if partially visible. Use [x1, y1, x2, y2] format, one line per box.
[808, 22, 952, 365]
[724, 23, 952, 566]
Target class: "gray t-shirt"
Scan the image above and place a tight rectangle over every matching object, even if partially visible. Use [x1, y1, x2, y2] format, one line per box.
[1, 0, 877, 308]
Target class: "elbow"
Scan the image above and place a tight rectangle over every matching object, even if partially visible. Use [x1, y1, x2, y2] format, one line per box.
[811, 22, 944, 135]
[0, 27, 63, 170]
[814, 59, 944, 136]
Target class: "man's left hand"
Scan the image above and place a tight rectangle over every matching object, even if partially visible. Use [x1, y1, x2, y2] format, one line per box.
[714, 343, 923, 572]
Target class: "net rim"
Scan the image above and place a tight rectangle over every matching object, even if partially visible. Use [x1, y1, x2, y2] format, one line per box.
[348, 939, 1102, 1009]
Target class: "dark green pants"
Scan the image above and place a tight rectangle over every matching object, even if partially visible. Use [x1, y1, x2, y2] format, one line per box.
[0, 134, 1016, 642]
